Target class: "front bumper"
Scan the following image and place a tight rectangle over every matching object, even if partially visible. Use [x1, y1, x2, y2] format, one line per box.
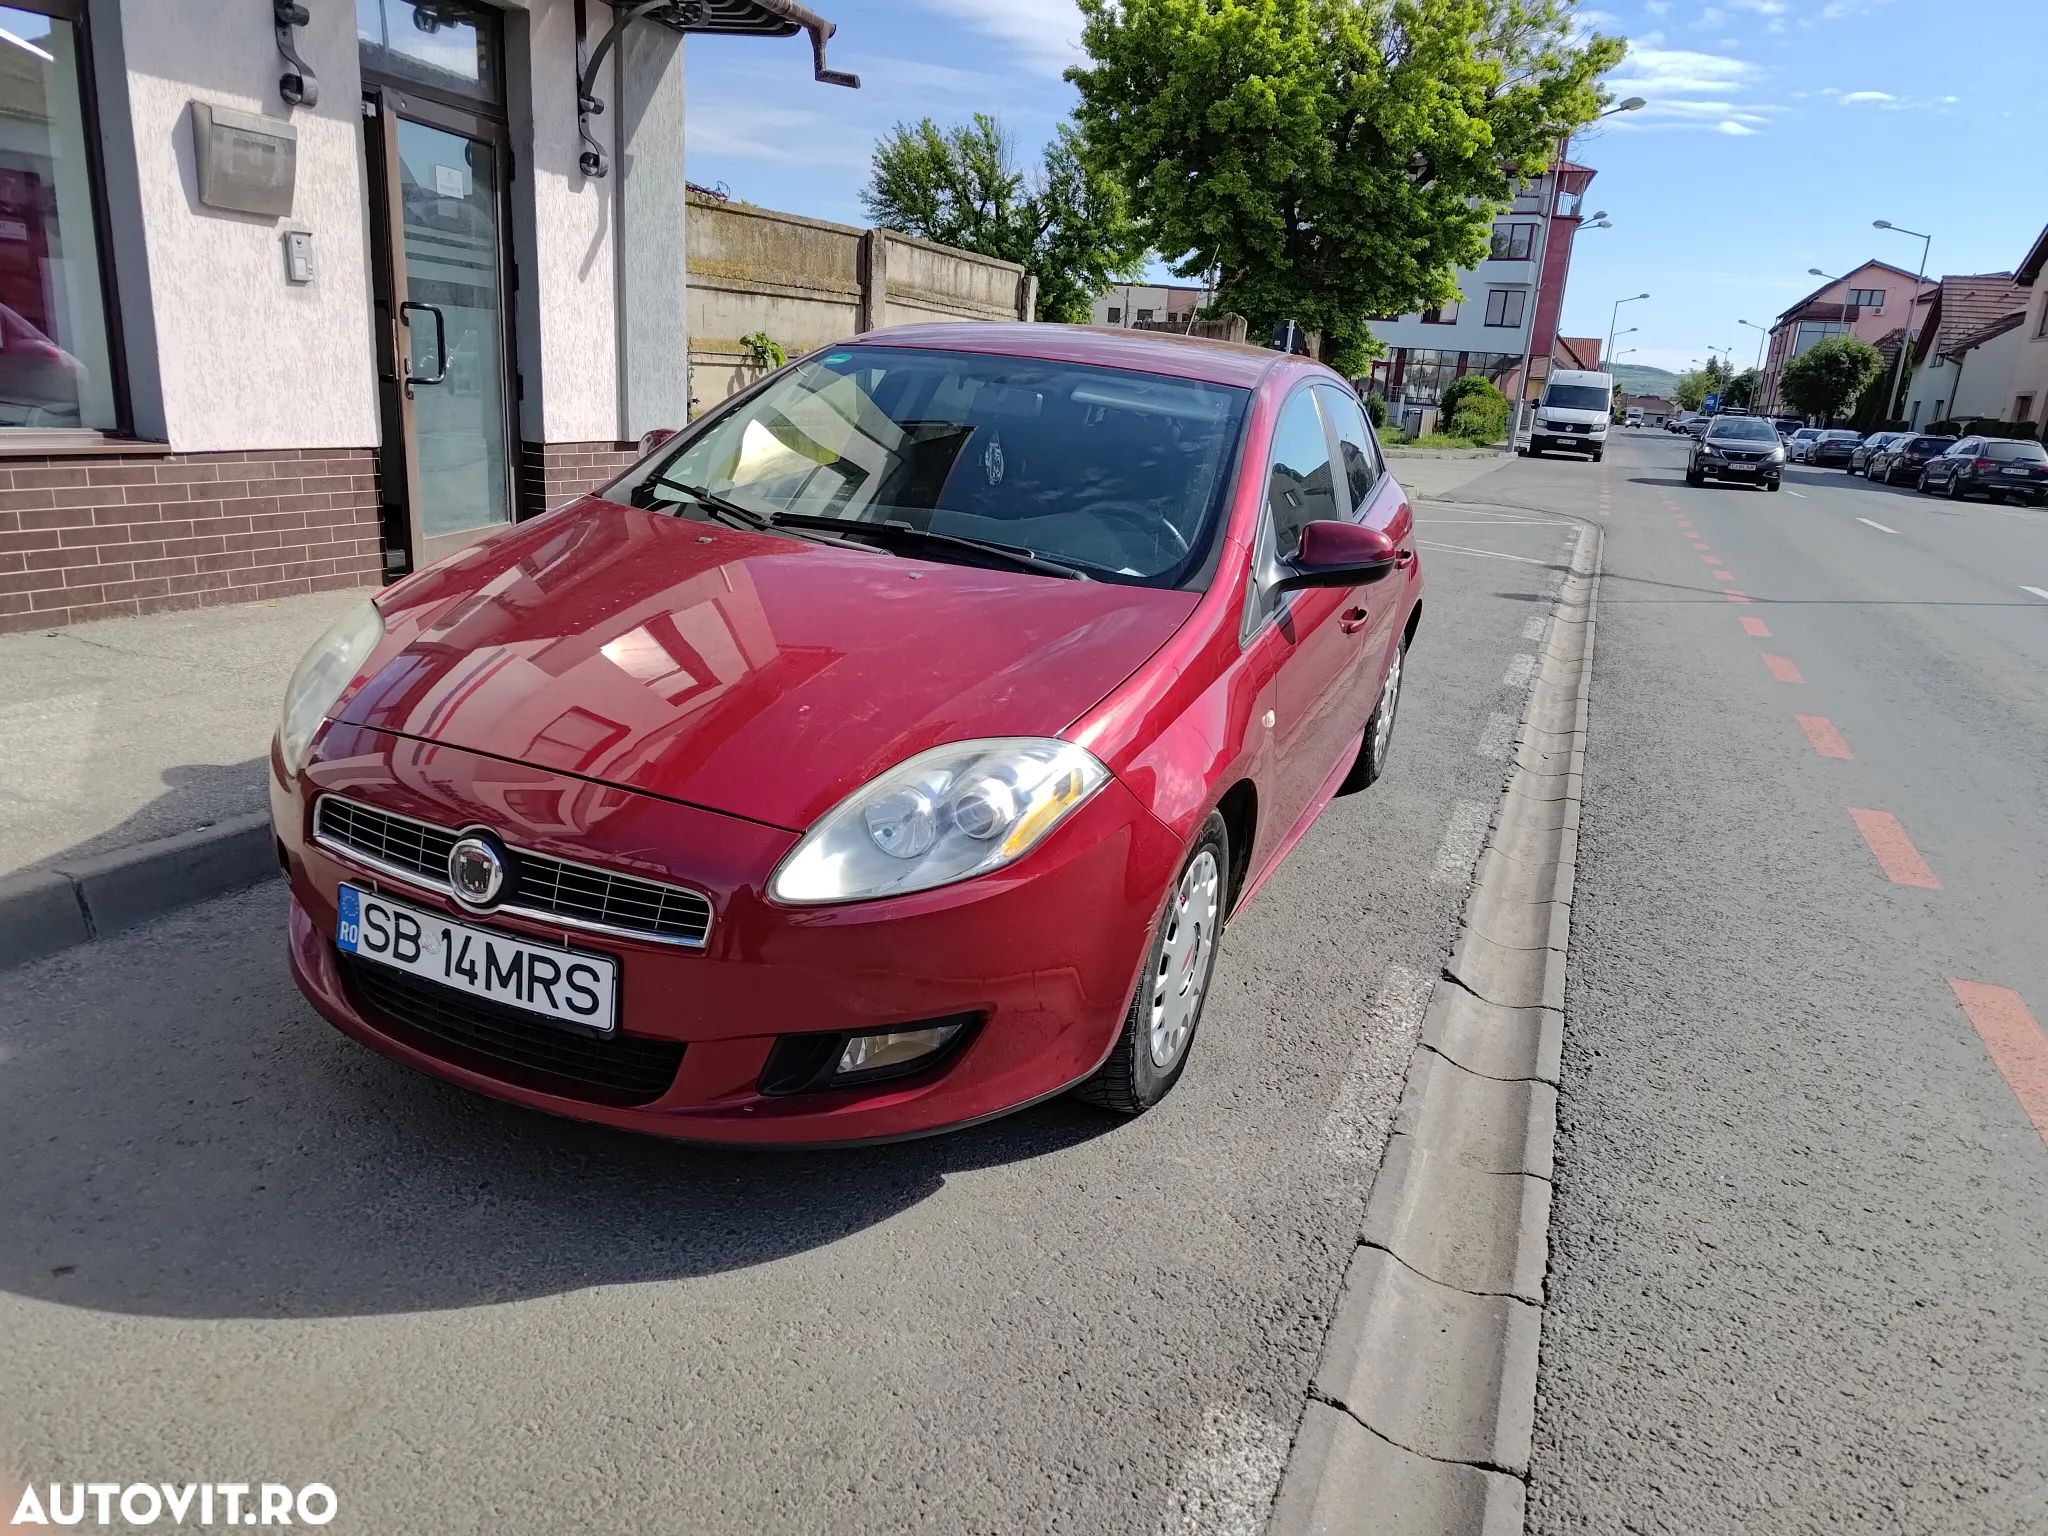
[1694, 457, 1782, 483]
[274, 723, 1184, 1144]
[1530, 430, 1604, 453]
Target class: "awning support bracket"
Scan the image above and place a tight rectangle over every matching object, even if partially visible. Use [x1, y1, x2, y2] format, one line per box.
[274, 2, 320, 108]
[575, 0, 857, 180]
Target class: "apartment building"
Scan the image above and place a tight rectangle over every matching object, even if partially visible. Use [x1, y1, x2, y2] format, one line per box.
[1758, 259, 1933, 416]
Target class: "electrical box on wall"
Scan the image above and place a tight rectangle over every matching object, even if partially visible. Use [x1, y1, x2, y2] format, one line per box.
[282, 229, 314, 284]
[190, 102, 297, 217]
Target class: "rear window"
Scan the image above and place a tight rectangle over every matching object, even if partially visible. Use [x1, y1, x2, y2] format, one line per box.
[1823, 430, 1862, 441]
[1908, 436, 1955, 451]
[1983, 440, 2047, 462]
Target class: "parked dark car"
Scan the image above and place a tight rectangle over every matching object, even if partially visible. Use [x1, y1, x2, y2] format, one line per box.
[1850, 431, 1911, 476]
[1809, 430, 1863, 468]
[1916, 435, 2048, 503]
[1686, 412, 1784, 490]
[1866, 433, 1957, 485]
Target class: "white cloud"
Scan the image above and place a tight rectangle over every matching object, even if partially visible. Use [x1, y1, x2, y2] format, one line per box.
[1717, 120, 1759, 135]
[1645, 0, 1671, 12]
[1835, 88, 1963, 112]
[1724, 0, 1786, 13]
[842, 55, 1003, 101]
[1839, 89, 1896, 104]
[686, 100, 876, 170]
[926, 0, 1085, 81]
[1608, 45, 1759, 95]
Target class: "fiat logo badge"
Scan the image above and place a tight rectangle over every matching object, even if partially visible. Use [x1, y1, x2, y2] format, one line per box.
[447, 834, 507, 909]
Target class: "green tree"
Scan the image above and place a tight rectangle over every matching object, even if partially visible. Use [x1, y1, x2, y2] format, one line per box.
[1068, 0, 1625, 371]
[1723, 367, 1761, 411]
[1673, 357, 1731, 412]
[861, 114, 1147, 323]
[1779, 336, 1885, 425]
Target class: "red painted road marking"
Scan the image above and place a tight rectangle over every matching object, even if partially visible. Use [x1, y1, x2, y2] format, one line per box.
[1699, 553, 1720, 564]
[1762, 653, 1803, 682]
[1848, 808, 1942, 889]
[1796, 714, 1853, 759]
[1724, 590, 1751, 603]
[1740, 616, 1771, 636]
[1712, 569, 1735, 582]
[1946, 981, 2048, 1143]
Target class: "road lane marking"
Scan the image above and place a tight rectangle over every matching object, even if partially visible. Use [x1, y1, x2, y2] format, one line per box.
[1762, 653, 1803, 682]
[1711, 569, 1734, 581]
[1477, 711, 1517, 759]
[1417, 540, 1559, 566]
[1322, 964, 1435, 1163]
[1699, 553, 1720, 564]
[1848, 808, 1942, 889]
[1796, 715, 1853, 759]
[1502, 652, 1537, 687]
[1945, 981, 2048, 1145]
[1724, 590, 1751, 603]
[1432, 799, 1492, 884]
[1785, 489, 1807, 498]
[2023, 586, 2048, 602]
[1739, 616, 1771, 637]
[1856, 517, 1898, 534]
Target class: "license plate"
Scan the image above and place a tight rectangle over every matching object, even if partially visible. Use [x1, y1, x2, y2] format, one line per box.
[2002, 467, 2031, 477]
[1724, 463, 1756, 473]
[337, 884, 617, 1033]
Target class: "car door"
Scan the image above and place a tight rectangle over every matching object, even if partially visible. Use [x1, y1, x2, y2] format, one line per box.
[1240, 386, 1360, 839]
[1937, 438, 1976, 489]
[1317, 384, 1413, 701]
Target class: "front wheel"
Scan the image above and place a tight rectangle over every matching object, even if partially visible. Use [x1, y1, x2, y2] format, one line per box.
[1767, 478, 1780, 493]
[1686, 468, 1703, 487]
[1339, 639, 1406, 795]
[1075, 813, 1229, 1116]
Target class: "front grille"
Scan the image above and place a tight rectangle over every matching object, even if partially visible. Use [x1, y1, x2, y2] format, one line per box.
[314, 796, 713, 947]
[342, 955, 684, 1105]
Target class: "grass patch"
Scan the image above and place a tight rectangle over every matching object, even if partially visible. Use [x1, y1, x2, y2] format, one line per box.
[1396, 432, 1496, 451]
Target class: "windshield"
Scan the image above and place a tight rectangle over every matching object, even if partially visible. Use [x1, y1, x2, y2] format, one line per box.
[1544, 384, 1610, 412]
[1984, 440, 2047, 462]
[1823, 430, 1862, 441]
[1708, 417, 1778, 441]
[1908, 436, 1955, 451]
[609, 345, 1251, 588]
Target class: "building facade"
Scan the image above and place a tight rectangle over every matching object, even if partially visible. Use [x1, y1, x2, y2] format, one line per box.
[1089, 281, 1218, 328]
[0, 0, 851, 633]
[1903, 272, 2026, 429]
[1759, 259, 1932, 417]
[1992, 222, 2048, 433]
[1362, 158, 1595, 410]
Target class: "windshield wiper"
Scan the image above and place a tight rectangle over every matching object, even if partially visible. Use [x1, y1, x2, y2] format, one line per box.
[628, 473, 773, 530]
[765, 514, 1090, 581]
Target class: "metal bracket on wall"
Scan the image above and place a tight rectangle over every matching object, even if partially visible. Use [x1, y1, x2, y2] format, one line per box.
[575, 0, 859, 180]
[274, 2, 320, 108]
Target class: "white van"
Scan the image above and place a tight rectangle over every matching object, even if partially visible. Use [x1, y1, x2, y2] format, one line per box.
[1624, 406, 1644, 428]
[1525, 368, 1615, 461]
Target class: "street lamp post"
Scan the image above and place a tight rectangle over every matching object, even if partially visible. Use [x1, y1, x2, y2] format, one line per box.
[1506, 96, 1643, 449]
[1606, 292, 1649, 362]
[1738, 317, 1770, 409]
[1874, 219, 1932, 427]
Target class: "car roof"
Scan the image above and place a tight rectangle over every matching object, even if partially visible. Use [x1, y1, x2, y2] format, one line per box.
[849, 321, 1295, 389]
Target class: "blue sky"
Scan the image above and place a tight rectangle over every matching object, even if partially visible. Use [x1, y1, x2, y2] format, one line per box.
[684, 0, 2047, 377]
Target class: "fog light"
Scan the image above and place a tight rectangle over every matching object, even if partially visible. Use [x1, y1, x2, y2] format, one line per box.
[837, 1023, 962, 1079]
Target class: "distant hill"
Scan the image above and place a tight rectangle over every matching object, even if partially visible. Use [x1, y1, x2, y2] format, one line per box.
[1610, 363, 1680, 397]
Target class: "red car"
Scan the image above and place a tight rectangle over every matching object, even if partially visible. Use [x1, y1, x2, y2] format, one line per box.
[272, 324, 1422, 1144]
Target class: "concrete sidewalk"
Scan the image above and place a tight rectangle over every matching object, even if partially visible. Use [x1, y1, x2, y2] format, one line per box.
[0, 586, 373, 964]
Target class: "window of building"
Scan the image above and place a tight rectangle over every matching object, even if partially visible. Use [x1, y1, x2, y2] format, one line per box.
[1263, 390, 1341, 561]
[1105, 306, 1121, 324]
[0, 1, 120, 431]
[1136, 308, 1154, 321]
[1421, 302, 1459, 325]
[1489, 222, 1535, 260]
[1792, 320, 1849, 356]
[358, 0, 502, 102]
[1847, 287, 1886, 311]
[1485, 288, 1527, 328]
[2016, 394, 2036, 424]
[2037, 299, 2048, 339]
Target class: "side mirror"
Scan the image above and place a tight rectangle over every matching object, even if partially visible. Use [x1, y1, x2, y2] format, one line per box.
[1273, 520, 1400, 593]
[637, 426, 677, 453]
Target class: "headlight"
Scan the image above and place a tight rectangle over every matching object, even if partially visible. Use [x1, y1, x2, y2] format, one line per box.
[768, 738, 1109, 904]
[277, 600, 384, 776]
[1768, 446, 1786, 463]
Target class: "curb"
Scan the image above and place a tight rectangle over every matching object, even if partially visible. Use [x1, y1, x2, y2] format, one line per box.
[1269, 518, 1601, 1534]
[0, 814, 277, 972]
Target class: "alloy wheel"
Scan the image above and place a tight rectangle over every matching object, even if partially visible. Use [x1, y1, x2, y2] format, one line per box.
[1373, 643, 1404, 768]
[1148, 849, 1220, 1069]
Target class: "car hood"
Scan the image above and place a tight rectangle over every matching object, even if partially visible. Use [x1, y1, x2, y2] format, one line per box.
[335, 498, 1200, 831]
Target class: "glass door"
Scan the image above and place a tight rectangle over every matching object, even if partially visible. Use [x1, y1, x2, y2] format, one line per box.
[363, 87, 516, 572]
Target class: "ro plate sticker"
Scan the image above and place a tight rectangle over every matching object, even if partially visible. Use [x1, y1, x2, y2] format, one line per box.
[336, 884, 362, 953]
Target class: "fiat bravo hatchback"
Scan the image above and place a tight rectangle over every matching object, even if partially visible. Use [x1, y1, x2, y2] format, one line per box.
[272, 324, 1423, 1144]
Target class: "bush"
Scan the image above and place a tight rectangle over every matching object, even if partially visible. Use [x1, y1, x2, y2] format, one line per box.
[1926, 419, 1960, 436]
[1360, 391, 1387, 428]
[1956, 418, 2040, 440]
[1438, 374, 1505, 418]
[1448, 394, 1509, 444]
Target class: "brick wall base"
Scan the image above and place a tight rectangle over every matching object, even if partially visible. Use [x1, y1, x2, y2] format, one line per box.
[519, 440, 641, 522]
[0, 447, 382, 635]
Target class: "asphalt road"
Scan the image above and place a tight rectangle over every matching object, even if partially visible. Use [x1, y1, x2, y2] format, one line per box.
[0, 473, 1580, 1535]
[1528, 430, 2048, 1533]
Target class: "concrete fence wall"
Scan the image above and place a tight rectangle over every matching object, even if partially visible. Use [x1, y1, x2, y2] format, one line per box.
[686, 194, 1034, 417]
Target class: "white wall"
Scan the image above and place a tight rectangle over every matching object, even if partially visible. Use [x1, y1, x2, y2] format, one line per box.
[1949, 326, 2025, 422]
[107, 0, 378, 452]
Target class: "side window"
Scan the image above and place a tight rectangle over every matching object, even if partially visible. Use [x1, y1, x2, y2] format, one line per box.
[1318, 385, 1385, 512]
[1264, 390, 1342, 560]
[1951, 438, 1977, 456]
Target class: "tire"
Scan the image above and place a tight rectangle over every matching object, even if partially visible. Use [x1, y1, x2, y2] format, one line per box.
[1339, 638, 1406, 795]
[1946, 473, 1964, 501]
[1074, 812, 1229, 1116]
[1528, 442, 1543, 458]
[1767, 478, 1780, 493]
[1685, 468, 1702, 487]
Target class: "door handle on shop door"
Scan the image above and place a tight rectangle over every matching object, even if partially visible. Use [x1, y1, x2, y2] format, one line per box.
[1339, 607, 1370, 634]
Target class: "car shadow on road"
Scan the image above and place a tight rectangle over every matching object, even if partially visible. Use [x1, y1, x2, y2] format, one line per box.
[0, 882, 1118, 1323]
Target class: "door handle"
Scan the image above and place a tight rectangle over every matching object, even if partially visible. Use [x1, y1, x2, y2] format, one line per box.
[1339, 607, 1370, 634]
[399, 301, 447, 388]
[1394, 548, 1415, 568]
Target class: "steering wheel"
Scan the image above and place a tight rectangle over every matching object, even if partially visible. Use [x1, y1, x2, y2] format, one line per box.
[1073, 498, 1192, 563]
